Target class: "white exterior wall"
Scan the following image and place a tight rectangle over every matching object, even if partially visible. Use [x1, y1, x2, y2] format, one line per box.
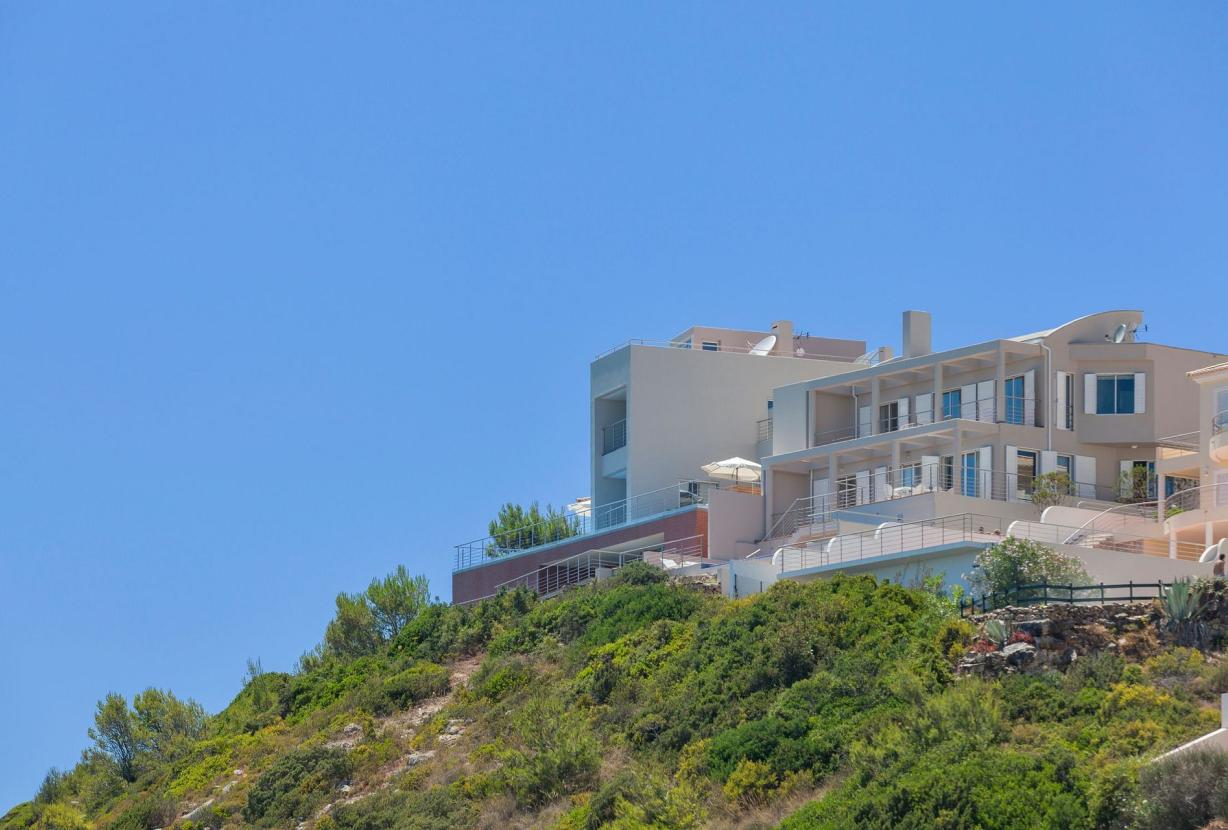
[591, 345, 859, 509]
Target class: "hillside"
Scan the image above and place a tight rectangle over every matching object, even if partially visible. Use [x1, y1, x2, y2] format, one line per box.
[5, 564, 1228, 830]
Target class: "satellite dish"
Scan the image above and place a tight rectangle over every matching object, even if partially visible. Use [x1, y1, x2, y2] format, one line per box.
[795, 346, 806, 357]
[1112, 323, 1127, 344]
[748, 334, 777, 356]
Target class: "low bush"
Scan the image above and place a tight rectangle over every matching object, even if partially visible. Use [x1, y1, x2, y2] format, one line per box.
[243, 747, 352, 826]
[383, 661, 450, 708]
[1137, 748, 1228, 830]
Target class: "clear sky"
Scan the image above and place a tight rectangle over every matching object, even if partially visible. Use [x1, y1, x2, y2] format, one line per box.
[2, 1, 1227, 812]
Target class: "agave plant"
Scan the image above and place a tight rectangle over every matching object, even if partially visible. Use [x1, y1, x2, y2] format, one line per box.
[1160, 578, 1206, 647]
[982, 619, 1009, 649]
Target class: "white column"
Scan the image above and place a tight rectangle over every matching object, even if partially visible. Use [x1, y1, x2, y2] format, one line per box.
[1156, 473, 1167, 527]
[995, 346, 1006, 423]
[933, 362, 944, 419]
[870, 377, 881, 436]
[1170, 534, 1177, 560]
[1209, 522, 1216, 548]
[953, 421, 963, 494]
[891, 442, 901, 488]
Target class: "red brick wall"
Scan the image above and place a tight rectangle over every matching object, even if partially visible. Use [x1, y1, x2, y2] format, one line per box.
[451, 508, 708, 605]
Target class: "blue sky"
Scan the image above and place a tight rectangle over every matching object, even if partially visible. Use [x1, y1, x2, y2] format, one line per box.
[2, 1, 1227, 811]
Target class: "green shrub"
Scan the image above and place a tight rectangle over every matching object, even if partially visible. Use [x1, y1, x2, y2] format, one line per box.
[610, 560, 668, 586]
[1137, 748, 1228, 830]
[469, 655, 533, 702]
[383, 662, 450, 707]
[968, 537, 1090, 600]
[243, 747, 352, 826]
[722, 759, 778, 809]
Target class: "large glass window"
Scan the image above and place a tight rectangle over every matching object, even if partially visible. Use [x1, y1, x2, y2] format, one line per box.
[1016, 449, 1038, 497]
[1004, 376, 1026, 425]
[962, 452, 979, 497]
[941, 455, 955, 490]
[942, 389, 962, 420]
[836, 475, 856, 509]
[701, 340, 720, 352]
[1056, 454, 1073, 478]
[1096, 374, 1135, 414]
[879, 401, 899, 433]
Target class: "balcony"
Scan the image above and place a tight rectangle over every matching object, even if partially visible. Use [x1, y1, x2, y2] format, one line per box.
[809, 398, 1040, 451]
[1213, 411, 1228, 466]
[602, 419, 627, 455]
[454, 480, 717, 572]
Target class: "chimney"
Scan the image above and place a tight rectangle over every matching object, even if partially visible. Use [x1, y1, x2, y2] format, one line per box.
[770, 320, 794, 354]
[902, 311, 932, 359]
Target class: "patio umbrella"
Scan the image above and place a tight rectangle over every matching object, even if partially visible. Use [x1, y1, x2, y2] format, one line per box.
[701, 457, 763, 486]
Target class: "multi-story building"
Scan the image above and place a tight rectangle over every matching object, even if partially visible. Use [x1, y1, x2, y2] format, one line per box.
[1154, 361, 1228, 554]
[451, 309, 1228, 606]
[452, 320, 869, 604]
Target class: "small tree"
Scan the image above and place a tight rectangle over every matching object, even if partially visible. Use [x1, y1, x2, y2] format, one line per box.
[88, 693, 141, 782]
[967, 537, 1090, 605]
[1117, 466, 1154, 503]
[486, 501, 579, 557]
[323, 568, 434, 659]
[1031, 472, 1073, 514]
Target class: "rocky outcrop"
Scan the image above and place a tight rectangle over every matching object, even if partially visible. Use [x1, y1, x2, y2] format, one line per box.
[958, 601, 1163, 678]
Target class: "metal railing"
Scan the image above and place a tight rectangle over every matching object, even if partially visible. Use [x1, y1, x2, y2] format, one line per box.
[813, 398, 1042, 449]
[454, 480, 717, 571]
[772, 511, 1206, 575]
[1166, 482, 1228, 516]
[757, 417, 773, 443]
[959, 581, 1176, 616]
[490, 534, 709, 600]
[813, 463, 1119, 510]
[602, 419, 627, 455]
[1214, 410, 1228, 437]
[594, 338, 864, 363]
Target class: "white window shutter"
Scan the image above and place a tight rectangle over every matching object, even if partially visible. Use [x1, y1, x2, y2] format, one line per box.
[874, 466, 889, 501]
[855, 470, 871, 505]
[921, 455, 939, 490]
[812, 478, 829, 514]
[1005, 446, 1019, 502]
[1075, 455, 1097, 499]
[858, 405, 872, 438]
[1134, 373, 1146, 414]
[978, 446, 993, 498]
[1055, 372, 1069, 430]
[897, 397, 909, 426]
[1084, 374, 1097, 415]
[1040, 450, 1058, 475]
[977, 380, 995, 422]
[961, 384, 977, 419]
[916, 393, 933, 426]
[1024, 369, 1036, 426]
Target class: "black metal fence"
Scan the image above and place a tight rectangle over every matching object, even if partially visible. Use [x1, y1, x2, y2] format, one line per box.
[959, 581, 1172, 617]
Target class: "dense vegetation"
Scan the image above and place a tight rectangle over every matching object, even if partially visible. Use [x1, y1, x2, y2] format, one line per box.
[5, 558, 1228, 829]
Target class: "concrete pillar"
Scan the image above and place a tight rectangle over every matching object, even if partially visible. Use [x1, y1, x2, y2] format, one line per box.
[870, 377, 881, 435]
[1209, 521, 1216, 547]
[762, 467, 773, 538]
[1157, 474, 1168, 526]
[891, 442, 901, 485]
[933, 362, 944, 419]
[995, 346, 1006, 423]
[830, 454, 840, 507]
[953, 421, 963, 493]
[1170, 534, 1178, 560]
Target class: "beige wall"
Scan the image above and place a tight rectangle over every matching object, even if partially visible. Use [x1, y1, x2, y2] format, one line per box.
[591, 344, 861, 509]
[706, 488, 768, 560]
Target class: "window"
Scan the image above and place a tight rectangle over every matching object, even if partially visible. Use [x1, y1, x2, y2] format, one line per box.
[1217, 387, 1228, 417]
[941, 455, 955, 490]
[1004, 376, 1026, 425]
[942, 389, 962, 420]
[962, 452, 979, 497]
[1016, 449, 1038, 497]
[836, 475, 856, 509]
[899, 463, 921, 489]
[1096, 374, 1135, 414]
[1056, 454, 1073, 477]
[1063, 374, 1075, 429]
[701, 340, 720, 352]
[879, 401, 899, 433]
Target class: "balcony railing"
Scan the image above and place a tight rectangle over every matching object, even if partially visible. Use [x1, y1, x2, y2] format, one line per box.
[594, 338, 865, 363]
[454, 480, 717, 571]
[812, 399, 1042, 449]
[1214, 409, 1228, 436]
[769, 511, 1205, 574]
[804, 463, 1123, 513]
[757, 417, 773, 443]
[602, 419, 627, 455]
